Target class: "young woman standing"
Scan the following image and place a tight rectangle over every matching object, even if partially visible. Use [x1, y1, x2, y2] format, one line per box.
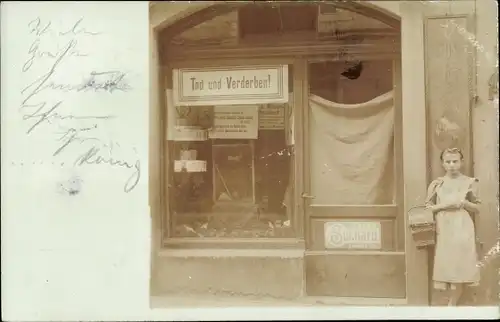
[425, 148, 481, 306]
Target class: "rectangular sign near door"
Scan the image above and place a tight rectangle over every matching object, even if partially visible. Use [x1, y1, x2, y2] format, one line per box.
[324, 221, 382, 250]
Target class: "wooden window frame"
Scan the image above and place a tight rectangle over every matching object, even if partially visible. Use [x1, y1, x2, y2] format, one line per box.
[161, 53, 402, 251]
[158, 4, 402, 250]
[162, 57, 304, 250]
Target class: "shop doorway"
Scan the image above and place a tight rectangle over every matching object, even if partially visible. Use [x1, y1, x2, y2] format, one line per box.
[303, 59, 405, 298]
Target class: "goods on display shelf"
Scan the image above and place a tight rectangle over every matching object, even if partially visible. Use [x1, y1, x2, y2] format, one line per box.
[173, 125, 208, 141]
[174, 160, 207, 173]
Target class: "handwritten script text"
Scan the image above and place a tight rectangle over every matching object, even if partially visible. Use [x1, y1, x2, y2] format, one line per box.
[20, 16, 140, 193]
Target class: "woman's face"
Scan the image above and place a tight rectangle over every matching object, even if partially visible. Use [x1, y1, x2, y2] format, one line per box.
[442, 152, 462, 175]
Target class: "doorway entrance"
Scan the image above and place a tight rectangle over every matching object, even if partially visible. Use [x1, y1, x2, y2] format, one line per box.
[303, 59, 405, 298]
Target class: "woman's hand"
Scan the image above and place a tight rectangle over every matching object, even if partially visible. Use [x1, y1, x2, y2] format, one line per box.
[427, 200, 465, 212]
[444, 200, 465, 210]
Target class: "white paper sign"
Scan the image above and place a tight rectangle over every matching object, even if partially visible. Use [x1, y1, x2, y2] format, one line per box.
[209, 105, 258, 139]
[324, 221, 382, 250]
[173, 65, 288, 106]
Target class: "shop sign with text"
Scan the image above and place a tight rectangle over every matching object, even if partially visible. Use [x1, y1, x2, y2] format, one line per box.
[324, 221, 382, 250]
[259, 104, 285, 130]
[209, 105, 258, 139]
[173, 65, 288, 106]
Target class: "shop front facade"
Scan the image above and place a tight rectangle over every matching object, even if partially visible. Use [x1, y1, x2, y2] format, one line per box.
[149, 1, 499, 306]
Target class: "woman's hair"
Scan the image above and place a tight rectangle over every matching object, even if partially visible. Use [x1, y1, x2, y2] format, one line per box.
[440, 147, 464, 161]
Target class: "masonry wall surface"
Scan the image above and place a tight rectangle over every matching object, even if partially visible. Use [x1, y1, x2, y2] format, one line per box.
[152, 256, 304, 299]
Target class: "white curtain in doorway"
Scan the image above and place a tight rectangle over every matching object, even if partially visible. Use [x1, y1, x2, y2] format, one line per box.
[309, 91, 395, 205]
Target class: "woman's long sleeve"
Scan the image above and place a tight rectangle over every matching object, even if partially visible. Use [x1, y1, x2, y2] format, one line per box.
[466, 177, 481, 204]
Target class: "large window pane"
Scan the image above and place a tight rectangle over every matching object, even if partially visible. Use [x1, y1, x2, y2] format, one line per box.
[167, 65, 295, 238]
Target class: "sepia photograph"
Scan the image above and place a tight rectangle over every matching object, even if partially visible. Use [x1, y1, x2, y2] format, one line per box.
[149, 0, 499, 309]
[1, 1, 498, 321]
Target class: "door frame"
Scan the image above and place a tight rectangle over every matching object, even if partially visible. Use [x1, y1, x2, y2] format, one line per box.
[300, 56, 405, 298]
[399, 2, 429, 305]
[301, 56, 403, 248]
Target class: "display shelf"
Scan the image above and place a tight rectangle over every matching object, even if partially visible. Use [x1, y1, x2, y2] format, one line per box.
[174, 160, 208, 173]
[172, 126, 208, 141]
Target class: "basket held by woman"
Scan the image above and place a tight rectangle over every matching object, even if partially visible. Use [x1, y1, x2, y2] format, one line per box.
[408, 205, 435, 248]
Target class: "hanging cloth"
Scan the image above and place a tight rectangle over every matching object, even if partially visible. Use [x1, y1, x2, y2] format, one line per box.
[309, 91, 395, 205]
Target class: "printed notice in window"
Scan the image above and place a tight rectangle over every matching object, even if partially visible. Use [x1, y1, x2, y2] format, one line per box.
[209, 105, 258, 139]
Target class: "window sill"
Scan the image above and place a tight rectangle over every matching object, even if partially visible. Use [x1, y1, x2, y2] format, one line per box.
[162, 237, 305, 251]
[158, 247, 305, 258]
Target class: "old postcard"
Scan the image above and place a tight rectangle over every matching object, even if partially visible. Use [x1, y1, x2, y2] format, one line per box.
[2, 0, 499, 320]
